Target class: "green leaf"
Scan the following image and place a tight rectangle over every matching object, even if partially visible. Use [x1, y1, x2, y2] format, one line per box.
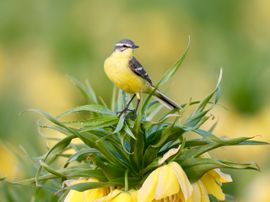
[39, 161, 67, 179]
[124, 124, 136, 140]
[178, 136, 264, 165]
[14, 167, 106, 185]
[78, 132, 128, 168]
[143, 146, 159, 166]
[80, 116, 118, 132]
[191, 128, 219, 140]
[64, 177, 136, 192]
[184, 69, 222, 131]
[141, 37, 190, 114]
[66, 148, 99, 164]
[158, 36, 191, 86]
[192, 69, 223, 114]
[146, 104, 163, 121]
[35, 134, 76, 186]
[57, 105, 115, 119]
[95, 158, 126, 179]
[98, 96, 109, 108]
[116, 90, 131, 113]
[113, 114, 125, 133]
[239, 140, 269, 145]
[85, 79, 98, 103]
[118, 133, 132, 155]
[65, 182, 110, 192]
[83, 116, 118, 127]
[131, 127, 145, 170]
[181, 157, 259, 183]
[111, 86, 117, 111]
[68, 76, 98, 104]
[151, 126, 184, 148]
[25, 109, 74, 134]
[185, 110, 209, 129]
[43, 135, 76, 162]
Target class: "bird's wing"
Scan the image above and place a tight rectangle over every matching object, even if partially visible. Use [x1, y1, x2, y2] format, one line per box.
[129, 57, 152, 85]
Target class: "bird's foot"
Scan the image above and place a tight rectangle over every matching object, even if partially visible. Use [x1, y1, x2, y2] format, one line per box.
[117, 108, 134, 117]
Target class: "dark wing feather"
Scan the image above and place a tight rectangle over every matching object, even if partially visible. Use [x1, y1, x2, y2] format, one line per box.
[129, 57, 152, 85]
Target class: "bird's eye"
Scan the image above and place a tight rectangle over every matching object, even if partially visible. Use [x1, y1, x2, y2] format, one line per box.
[123, 45, 128, 48]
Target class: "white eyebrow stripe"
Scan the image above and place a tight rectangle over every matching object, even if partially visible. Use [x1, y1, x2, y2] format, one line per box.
[116, 43, 125, 46]
[115, 43, 132, 47]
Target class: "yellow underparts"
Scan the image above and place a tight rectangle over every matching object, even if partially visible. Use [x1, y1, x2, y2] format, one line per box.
[104, 49, 147, 94]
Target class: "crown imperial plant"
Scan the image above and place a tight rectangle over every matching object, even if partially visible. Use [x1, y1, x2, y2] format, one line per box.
[15, 39, 267, 202]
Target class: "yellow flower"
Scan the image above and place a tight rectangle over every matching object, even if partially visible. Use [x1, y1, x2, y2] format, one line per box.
[187, 169, 232, 202]
[0, 143, 19, 180]
[138, 162, 193, 202]
[96, 189, 137, 202]
[201, 169, 232, 201]
[64, 178, 108, 202]
[244, 173, 270, 202]
[188, 180, 209, 202]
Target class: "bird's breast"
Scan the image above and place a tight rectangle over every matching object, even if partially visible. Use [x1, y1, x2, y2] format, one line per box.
[104, 56, 146, 94]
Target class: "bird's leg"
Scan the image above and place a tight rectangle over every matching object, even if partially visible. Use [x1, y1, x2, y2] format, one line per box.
[118, 94, 136, 117]
[133, 93, 141, 118]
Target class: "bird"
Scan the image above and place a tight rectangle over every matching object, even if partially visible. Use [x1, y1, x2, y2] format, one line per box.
[104, 39, 179, 116]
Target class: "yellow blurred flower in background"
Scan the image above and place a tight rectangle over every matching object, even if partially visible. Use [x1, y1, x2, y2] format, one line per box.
[64, 178, 108, 202]
[0, 142, 19, 180]
[138, 162, 193, 202]
[15, 49, 76, 114]
[214, 107, 270, 163]
[243, 172, 270, 202]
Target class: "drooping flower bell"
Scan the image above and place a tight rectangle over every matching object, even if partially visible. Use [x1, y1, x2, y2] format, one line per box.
[64, 178, 108, 202]
[201, 168, 232, 201]
[188, 180, 209, 202]
[138, 162, 193, 202]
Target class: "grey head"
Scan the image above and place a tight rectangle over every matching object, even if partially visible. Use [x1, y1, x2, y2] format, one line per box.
[114, 39, 139, 52]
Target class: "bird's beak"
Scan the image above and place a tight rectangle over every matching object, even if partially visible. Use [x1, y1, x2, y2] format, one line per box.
[132, 45, 139, 49]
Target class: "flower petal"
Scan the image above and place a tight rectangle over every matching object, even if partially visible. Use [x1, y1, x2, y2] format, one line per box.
[94, 189, 121, 202]
[188, 181, 209, 202]
[138, 168, 160, 202]
[208, 169, 232, 183]
[155, 164, 180, 199]
[97, 189, 137, 202]
[187, 183, 200, 202]
[111, 190, 137, 202]
[201, 174, 225, 201]
[170, 162, 193, 201]
[64, 179, 107, 202]
[158, 146, 180, 165]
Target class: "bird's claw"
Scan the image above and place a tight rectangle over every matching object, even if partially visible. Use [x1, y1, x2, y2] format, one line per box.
[117, 108, 134, 117]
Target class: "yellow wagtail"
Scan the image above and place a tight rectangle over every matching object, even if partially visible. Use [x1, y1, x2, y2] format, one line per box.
[104, 39, 179, 116]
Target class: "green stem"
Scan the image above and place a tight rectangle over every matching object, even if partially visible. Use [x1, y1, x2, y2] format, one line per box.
[124, 169, 129, 191]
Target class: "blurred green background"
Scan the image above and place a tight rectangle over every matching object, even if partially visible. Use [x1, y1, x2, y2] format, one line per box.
[0, 0, 270, 201]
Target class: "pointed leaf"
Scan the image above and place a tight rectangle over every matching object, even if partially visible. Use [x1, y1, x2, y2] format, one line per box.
[158, 36, 191, 86]
[57, 104, 115, 119]
[68, 76, 97, 104]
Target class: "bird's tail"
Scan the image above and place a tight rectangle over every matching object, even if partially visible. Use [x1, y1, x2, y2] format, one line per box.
[152, 88, 180, 110]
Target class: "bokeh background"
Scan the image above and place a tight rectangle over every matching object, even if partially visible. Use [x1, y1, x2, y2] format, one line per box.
[0, 0, 270, 201]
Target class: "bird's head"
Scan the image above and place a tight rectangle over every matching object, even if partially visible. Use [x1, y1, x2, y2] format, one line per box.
[113, 39, 139, 52]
